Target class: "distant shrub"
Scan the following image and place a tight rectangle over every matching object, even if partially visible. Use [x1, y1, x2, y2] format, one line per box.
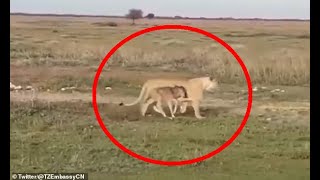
[106, 22, 118, 27]
[146, 13, 155, 19]
[92, 22, 118, 27]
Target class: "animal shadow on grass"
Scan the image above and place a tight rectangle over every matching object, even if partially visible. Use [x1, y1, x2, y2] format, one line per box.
[174, 106, 231, 119]
[101, 103, 231, 121]
[100, 103, 140, 122]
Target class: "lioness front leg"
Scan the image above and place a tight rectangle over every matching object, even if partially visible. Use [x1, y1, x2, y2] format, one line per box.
[191, 100, 205, 119]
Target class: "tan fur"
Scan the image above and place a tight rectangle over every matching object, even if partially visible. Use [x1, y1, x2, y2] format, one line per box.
[120, 76, 218, 119]
[146, 86, 188, 119]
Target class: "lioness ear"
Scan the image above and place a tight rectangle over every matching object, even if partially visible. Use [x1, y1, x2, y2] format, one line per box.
[209, 76, 214, 81]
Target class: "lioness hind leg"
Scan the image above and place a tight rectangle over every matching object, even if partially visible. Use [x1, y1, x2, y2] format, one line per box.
[153, 105, 161, 113]
[141, 99, 155, 116]
[155, 101, 167, 118]
[153, 97, 163, 114]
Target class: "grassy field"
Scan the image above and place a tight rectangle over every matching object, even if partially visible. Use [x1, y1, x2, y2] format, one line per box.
[11, 101, 309, 179]
[10, 15, 309, 85]
[10, 15, 310, 179]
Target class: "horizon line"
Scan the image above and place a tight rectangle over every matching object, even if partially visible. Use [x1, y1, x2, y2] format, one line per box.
[10, 12, 310, 21]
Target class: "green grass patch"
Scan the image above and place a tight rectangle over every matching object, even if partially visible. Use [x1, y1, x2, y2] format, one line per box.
[10, 101, 309, 179]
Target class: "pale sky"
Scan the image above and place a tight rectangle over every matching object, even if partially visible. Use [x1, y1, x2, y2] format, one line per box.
[10, 0, 310, 19]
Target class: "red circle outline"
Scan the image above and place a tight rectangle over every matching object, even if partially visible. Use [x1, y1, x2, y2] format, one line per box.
[92, 24, 253, 166]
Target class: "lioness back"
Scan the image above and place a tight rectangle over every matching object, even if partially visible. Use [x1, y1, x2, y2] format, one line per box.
[143, 77, 215, 101]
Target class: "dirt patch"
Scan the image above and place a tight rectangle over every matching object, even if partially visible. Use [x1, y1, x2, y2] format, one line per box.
[10, 89, 310, 126]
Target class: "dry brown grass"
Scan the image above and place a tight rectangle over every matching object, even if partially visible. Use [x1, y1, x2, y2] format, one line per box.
[10, 15, 310, 85]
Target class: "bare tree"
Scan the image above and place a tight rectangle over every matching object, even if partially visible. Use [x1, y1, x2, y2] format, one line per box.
[126, 9, 143, 25]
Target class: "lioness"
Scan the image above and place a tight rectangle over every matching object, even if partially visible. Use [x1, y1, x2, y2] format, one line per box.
[120, 77, 218, 119]
[147, 85, 188, 119]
